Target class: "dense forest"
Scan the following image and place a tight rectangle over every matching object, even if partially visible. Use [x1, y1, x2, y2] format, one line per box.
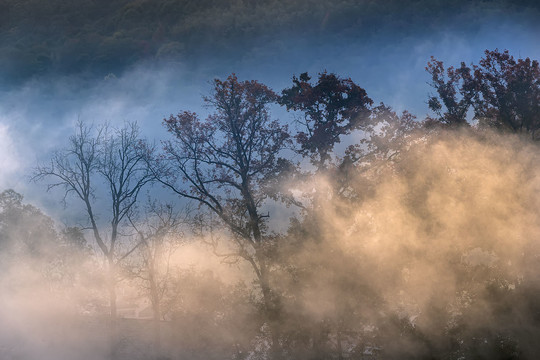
[1, 0, 539, 83]
[1, 48, 539, 359]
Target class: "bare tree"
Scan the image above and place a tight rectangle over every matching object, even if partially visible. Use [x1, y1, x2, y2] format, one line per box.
[150, 74, 291, 358]
[33, 120, 154, 357]
[426, 49, 540, 138]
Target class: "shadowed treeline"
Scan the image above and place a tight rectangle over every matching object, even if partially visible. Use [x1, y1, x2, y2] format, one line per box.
[1, 0, 539, 83]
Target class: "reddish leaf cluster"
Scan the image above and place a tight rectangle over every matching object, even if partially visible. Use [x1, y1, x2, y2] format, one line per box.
[280, 72, 373, 168]
[427, 49, 540, 139]
[161, 74, 291, 241]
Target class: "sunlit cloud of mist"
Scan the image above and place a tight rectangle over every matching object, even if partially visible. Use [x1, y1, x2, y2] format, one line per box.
[2, 125, 540, 358]
[277, 129, 540, 358]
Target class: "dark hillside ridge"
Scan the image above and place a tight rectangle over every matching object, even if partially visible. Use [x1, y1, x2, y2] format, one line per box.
[1, 0, 539, 84]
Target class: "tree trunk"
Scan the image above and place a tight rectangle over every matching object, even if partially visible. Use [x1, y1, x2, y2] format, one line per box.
[336, 325, 344, 360]
[149, 268, 162, 359]
[108, 258, 118, 360]
[311, 321, 330, 360]
[258, 261, 281, 360]
[152, 306, 162, 360]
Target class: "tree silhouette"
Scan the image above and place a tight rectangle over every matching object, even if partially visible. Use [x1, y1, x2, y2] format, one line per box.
[474, 49, 540, 138]
[427, 49, 540, 138]
[153, 74, 291, 358]
[426, 57, 476, 126]
[33, 121, 154, 358]
[0, 189, 58, 269]
[280, 71, 373, 170]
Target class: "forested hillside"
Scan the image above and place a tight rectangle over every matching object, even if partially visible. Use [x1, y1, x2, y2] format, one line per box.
[1, 0, 539, 82]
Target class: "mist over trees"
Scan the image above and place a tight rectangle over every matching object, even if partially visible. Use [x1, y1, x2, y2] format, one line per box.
[1, 49, 540, 360]
[33, 121, 155, 357]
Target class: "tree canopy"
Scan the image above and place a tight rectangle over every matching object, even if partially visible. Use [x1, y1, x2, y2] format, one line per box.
[427, 49, 540, 139]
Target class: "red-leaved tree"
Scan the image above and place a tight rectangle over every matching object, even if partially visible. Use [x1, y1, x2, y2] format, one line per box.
[152, 74, 291, 358]
[427, 49, 540, 138]
[280, 71, 373, 170]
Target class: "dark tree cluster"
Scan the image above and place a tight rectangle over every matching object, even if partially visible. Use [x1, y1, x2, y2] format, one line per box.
[427, 49, 540, 139]
[280, 72, 373, 170]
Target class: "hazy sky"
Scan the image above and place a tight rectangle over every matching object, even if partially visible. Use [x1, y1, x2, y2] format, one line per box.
[0, 0, 538, 218]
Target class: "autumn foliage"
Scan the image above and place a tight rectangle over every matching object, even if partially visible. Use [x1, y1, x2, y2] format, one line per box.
[427, 49, 540, 139]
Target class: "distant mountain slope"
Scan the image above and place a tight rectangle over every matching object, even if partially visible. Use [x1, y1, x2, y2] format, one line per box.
[1, 0, 538, 83]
